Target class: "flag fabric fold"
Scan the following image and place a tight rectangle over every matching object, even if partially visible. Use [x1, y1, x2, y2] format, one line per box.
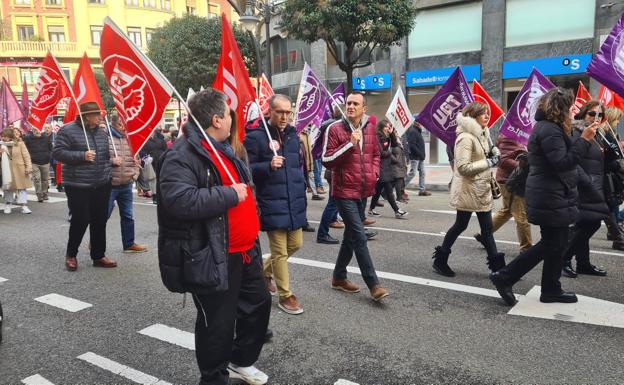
[598, 84, 624, 110]
[258, 73, 274, 116]
[499, 68, 555, 145]
[385, 87, 414, 137]
[472, 80, 504, 128]
[294, 62, 329, 134]
[321, 83, 346, 122]
[587, 13, 624, 98]
[415, 67, 474, 146]
[27, 52, 71, 132]
[0, 78, 25, 129]
[64, 53, 106, 124]
[574, 81, 592, 114]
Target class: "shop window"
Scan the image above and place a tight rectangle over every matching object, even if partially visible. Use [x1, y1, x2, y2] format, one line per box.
[506, 0, 594, 47]
[408, 2, 482, 58]
[127, 27, 142, 47]
[15, 0, 31, 5]
[88, 0, 105, 4]
[48, 25, 66, 42]
[126, 0, 139, 6]
[91, 25, 103, 46]
[271, 38, 311, 75]
[208, 3, 220, 18]
[17, 25, 35, 41]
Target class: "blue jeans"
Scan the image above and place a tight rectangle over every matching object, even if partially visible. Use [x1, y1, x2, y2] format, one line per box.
[313, 159, 323, 189]
[108, 183, 135, 249]
[405, 159, 426, 192]
[334, 199, 380, 288]
[317, 196, 339, 238]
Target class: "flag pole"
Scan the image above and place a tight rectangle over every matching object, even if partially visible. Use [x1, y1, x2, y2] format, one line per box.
[315, 78, 353, 131]
[254, 99, 278, 157]
[104, 115, 118, 157]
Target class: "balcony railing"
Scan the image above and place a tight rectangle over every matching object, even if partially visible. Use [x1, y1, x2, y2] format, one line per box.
[0, 41, 77, 57]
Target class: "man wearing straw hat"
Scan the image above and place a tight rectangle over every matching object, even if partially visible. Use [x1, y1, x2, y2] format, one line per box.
[52, 101, 120, 271]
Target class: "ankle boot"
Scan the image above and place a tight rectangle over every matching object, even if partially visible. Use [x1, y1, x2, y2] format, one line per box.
[605, 215, 623, 242]
[486, 252, 506, 272]
[562, 260, 577, 278]
[432, 246, 455, 277]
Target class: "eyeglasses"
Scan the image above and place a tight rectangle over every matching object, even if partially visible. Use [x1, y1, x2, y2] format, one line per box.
[273, 110, 294, 117]
[587, 111, 603, 118]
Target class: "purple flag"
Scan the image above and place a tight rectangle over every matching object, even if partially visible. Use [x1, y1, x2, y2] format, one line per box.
[415, 67, 474, 146]
[499, 68, 554, 145]
[0, 78, 25, 130]
[321, 83, 345, 121]
[295, 63, 329, 134]
[587, 13, 624, 98]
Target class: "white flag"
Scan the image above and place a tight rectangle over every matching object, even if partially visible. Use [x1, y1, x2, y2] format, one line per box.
[385, 87, 414, 137]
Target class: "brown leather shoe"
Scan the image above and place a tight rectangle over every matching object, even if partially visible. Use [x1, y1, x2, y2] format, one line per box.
[265, 276, 277, 296]
[92, 257, 117, 268]
[123, 243, 148, 253]
[419, 191, 432, 196]
[329, 221, 345, 229]
[331, 279, 360, 293]
[316, 187, 326, 194]
[278, 295, 304, 315]
[65, 257, 77, 271]
[362, 218, 376, 226]
[370, 285, 389, 301]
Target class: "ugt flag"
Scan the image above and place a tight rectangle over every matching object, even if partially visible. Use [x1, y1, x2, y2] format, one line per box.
[64, 53, 105, 123]
[415, 67, 473, 146]
[0, 78, 24, 129]
[258, 73, 274, 116]
[472, 80, 504, 128]
[294, 62, 329, 134]
[100, 16, 174, 156]
[598, 84, 624, 110]
[385, 87, 414, 137]
[27, 52, 71, 132]
[213, 13, 257, 141]
[574, 81, 592, 115]
[499, 68, 554, 146]
[587, 13, 624, 98]
[321, 83, 346, 121]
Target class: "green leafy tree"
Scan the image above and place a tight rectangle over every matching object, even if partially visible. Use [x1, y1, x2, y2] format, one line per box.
[94, 70, 116, 114]
[147, 14, 259, 95]
[279, 0, 417, 92]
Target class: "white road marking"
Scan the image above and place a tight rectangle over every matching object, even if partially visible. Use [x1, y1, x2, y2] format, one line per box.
[508, 286, 624, 329]
[34, 293, 92, 312]
[0, 277, 7, 283]
[138, 324, 195, 350]
[21, 374, 55, 385]
[77, 352, 172, 385]
[335, 380, 359, 385]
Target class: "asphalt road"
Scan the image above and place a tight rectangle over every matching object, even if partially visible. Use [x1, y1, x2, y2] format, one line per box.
[1, 189, 623, 385]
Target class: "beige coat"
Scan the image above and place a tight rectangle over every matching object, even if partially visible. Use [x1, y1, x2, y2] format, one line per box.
[8, 140, 33, 190]
[450, 113, 493, 212]
[299, 130, 313, 173]
[110, 134, 139, 186]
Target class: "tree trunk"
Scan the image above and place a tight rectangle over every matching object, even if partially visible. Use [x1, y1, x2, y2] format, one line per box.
[345, 66, 353, 94]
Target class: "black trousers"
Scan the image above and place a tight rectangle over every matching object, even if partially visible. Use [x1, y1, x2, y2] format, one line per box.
[498, 225, 569, 294]
[64, 184, 112, 260]
[442, 210, 498, 257]
[193, 251, 271, 385]
[370, 181, 399, 212]
[564, 220, 601, 266]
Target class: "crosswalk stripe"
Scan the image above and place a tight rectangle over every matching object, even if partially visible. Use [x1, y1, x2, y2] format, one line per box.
[138, 324, 195, 350]
[21, 374, 55, 385]
[77, 352, 172, 385]
[34, 293, 92, 312]
[334, 380, 359, 385]
[0, 277, 7, 283]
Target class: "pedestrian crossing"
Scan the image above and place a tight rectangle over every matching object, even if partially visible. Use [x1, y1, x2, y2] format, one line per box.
[21, 374, 56, 385]
[77, 352, 173, 385]
[34, 293, 92, 312]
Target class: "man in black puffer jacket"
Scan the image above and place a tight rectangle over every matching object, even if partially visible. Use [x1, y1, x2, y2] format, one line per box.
[23, 125, 52, 202]
[52, 102, 119, 272]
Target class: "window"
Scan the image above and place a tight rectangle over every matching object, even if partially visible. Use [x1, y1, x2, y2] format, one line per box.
[17, 25, 35, 41]
[208, 3, 219, 18]
[21, 68, 40, 85]
[271, 38, 311, 74]
[88, 0, 105, 3]
[506, 0, 594, 47]
[408, 2, 482, 58]
[186, 6, 195, 15]
[161, 0, 170, 10]
[143, 0, 157, 7]
[125, 0, 139, 6]
[146, 28, 155, 45]
[15, 0, 31, 4]
[45, 0, 62, 5]
[127, 27, 142, 47]
[48, 25, 66, 42]
[90, 26, 103, 45]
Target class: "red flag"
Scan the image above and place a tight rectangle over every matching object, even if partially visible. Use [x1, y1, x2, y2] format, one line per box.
[574, 81, 592, 114]
[0, 78, 25, 129]
[100, 17, 173, 156]
[472, 80, 504, 128]
[20, 78, 29, 128]
[213, 13, 257, 141]
[599, 85, 624, 110]
[27, 52, 71, 132]
[258, 73, 274, 116]
[64, 53, 106, 123]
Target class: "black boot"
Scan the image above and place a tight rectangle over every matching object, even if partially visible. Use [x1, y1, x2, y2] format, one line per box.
[432, 246, 455, 277]
[605, 215, 623, 243]
[486, 252, 506, 272]
[474, 233, 486, 248]
[562, 260, 578, 278]
[489, 271, 517, 306]
[612, 239, 624, 251]
[576, 262, 607, 276]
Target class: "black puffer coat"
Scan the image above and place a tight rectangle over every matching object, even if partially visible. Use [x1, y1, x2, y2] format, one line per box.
[140, 132, 168, 170]
[378, 133, 398, 183]
[51, 119, 112, 188]
[572, 122, 610, 222]
[23, 133, 52, 165]
[525, 111, 591, 227]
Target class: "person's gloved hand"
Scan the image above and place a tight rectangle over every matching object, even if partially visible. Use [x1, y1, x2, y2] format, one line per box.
[487, 155, 500, 168]
[491, 146, 501, 157]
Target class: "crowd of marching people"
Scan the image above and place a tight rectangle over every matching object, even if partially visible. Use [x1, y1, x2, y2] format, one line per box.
[2, 87, 624, 385]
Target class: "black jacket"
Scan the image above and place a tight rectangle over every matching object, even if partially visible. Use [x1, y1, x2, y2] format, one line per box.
[51, 119, 112, 188]
[157, 122, 241, 294]
[378, 133, 398, 183]
[244, 119, 307, 231]
[572, 122, 610, 222]
[140, 132, 168, 170]
[525, 111, 591, 227]
[406, 124, 426, 160]
[23, 133, 52, 164]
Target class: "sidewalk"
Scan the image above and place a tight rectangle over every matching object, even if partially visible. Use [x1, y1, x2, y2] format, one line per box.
[406, 164, 453, 192]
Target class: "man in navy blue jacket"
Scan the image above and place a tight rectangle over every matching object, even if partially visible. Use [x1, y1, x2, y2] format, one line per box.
[244, 94, 307, 315]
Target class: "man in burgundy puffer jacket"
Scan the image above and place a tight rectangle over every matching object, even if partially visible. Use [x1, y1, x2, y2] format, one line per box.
[322, 92, 389, 301]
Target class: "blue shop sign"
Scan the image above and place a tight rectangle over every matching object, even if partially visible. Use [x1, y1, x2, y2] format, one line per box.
[352, 73, 392, 91]
[405, 65, 481, 87]
[502, 54, 592, 79]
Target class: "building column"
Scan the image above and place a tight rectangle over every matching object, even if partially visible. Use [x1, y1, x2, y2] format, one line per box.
[480, 0, 505, 137]
[390, 37, 407, 96]
[310, 40, 327, 83]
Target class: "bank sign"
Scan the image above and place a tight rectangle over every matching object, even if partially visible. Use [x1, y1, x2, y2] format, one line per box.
[352, 73, 392, 91]
[503, 54, 592, 79]
[405, 65, 481, 87]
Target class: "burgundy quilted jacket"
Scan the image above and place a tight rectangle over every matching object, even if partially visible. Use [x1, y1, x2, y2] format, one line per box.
[321, 116, 380, 199]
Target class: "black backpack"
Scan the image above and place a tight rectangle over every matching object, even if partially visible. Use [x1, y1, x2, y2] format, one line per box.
[506, 153, 529, 197]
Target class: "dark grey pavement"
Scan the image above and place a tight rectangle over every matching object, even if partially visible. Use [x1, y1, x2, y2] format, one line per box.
[1, 188, 623, 385]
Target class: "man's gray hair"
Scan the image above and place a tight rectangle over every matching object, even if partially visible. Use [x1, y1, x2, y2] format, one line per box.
[188, 88, 228, 129]
[269, 94, 292, 109]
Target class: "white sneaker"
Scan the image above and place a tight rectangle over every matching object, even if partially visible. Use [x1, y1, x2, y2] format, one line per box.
[22, 206, 32, 214]
[3, 204, 11, 214]
[395, 209, 408, 219]
[228, 364, 268, 385]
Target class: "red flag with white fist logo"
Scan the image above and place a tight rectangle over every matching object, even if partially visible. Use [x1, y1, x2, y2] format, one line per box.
[27, 52, 71, 132]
